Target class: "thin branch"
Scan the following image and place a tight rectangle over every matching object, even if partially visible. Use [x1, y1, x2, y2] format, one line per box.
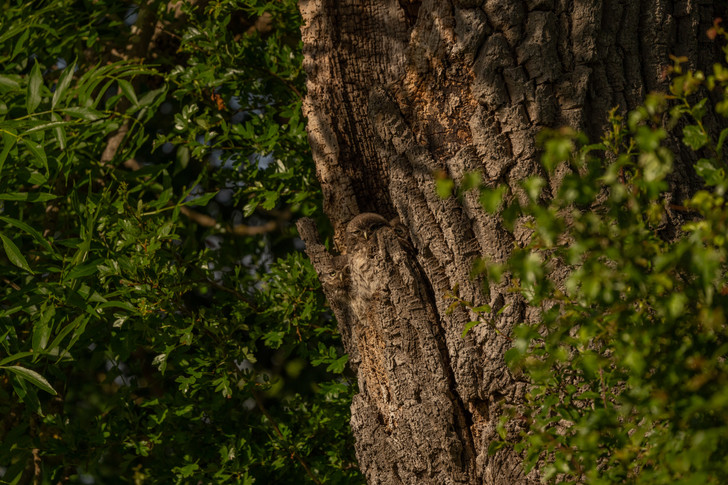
[32, 448, 41, 485]
[231, 220, 278, 236]
[179, 206, 219, 228]
[178, 205, 286, 237]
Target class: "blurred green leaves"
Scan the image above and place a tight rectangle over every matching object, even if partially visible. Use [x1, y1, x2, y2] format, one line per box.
[473, 28, 728, 484]
[0, 1, 359, 484]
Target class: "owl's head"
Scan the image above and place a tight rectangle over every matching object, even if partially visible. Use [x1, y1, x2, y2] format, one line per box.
[323, 255, 350, 283]
[345, 213, 389, 250]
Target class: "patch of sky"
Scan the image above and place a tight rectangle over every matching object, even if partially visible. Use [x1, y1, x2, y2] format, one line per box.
[235, 359, 254, 373]
[231, 110, 248, 124]
[249, 152, 273, 169]
[78, 470, 95, 484]
[292, 237, 306, 251]
[231, 210, 244, 227]
[229, 92, 272, 124]
[161, 142, 175, 154]
[105, 359, 133, 387]
[215, 188, 234, 205]
[201, 259, 226, 283]
[239, 254, 254, 267]
[228, 96, 242, 110]
[159, 101, 173, 115]
[204, 235, 224, 251]
[184, 184, 204, 203]
[209, 149, 237, 169]
[238, 249, 274, 285]
[207, 201, 220, 219]
[124, 6, 139, 26]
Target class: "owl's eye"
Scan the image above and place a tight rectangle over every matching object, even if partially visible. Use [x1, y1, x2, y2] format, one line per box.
[329, 271, 337, 277]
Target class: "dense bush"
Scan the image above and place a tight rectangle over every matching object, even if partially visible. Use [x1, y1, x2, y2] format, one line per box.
[0, 1, 361, 483]
[483, 24, 728, 484]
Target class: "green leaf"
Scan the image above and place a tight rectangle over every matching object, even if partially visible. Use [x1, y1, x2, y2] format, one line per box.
[32, 304, 55, 352]
[436, 177, 454, 199]
[47, 314, 89, 355]
[326, 355, 349, 374]
[716, 127, 728, 155]
[26, 60, 43, 114]
[504, 347, 522, 367]
[541, 136, 574, 172]
[25, 120, 72, 135]
[635, 125, 666, 152]
[174, 463, 200, 478]
[11, 25, 31, 60]
[52, 60, 77, 109]
[0, 352, 34, 366]
[0, 129, 17, 176]
[0, 20, 33, 43]
[261, 190, 279, 210]
[184, 191, 217, 207]
[487, 440, 507, 456]
[2, 365, 57, 395]
[0, 216, 53, 252]
[0, 192, 58, 202]
[176, 145, 190, 170]
[682, 124, 708, 150]
[242, 200, 256, 217]
[0, 74, 21, 92]
[118, 78, 139, 106]
[480, 186, 507, 214]
[462, 320, 480, 337]
[60, 106, 100, 121]
[694, 159, 725, 186]
[691, 97, 707, 122]
[24, 139, 48, 173]
[522, 176, 545, 202]
[138, 85, 167, 108]
[64, 259, 103, 281]
[461, 171, 481, 191]
[0, 232, 33, 273]
[52, 112, 67, 150]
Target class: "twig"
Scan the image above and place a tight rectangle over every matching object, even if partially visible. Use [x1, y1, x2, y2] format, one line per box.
[32, 448, 41, 485]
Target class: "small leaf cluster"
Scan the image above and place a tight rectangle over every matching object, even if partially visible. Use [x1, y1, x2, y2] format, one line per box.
[480, 26, 728, 484]
[0, 1, 360, 484]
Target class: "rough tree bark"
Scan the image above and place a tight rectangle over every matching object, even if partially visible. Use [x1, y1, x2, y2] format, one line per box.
[295, 1, 722, 483]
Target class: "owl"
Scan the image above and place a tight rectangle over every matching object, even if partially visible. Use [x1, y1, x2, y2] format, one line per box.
[345, 213, 389, 252]
[319, 254, 351, 306]
[389, 216, 414, 254]
[345, 213, 390, 317]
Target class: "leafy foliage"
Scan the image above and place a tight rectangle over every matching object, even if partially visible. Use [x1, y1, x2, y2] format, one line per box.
[0, 1, 361, 483]
[479, 24, 728, 484]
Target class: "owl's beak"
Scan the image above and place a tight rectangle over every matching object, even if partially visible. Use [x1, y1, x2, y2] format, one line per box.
[363, 231, 369, 240]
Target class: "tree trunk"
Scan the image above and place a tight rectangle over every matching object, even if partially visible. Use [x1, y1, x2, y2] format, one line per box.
[296, 1, 721, 483]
